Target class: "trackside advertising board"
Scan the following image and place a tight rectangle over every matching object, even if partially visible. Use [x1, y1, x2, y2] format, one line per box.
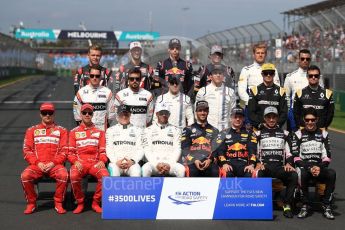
[102, 177, 272, 220]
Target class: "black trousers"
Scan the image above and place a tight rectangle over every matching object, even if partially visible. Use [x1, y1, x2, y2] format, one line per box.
[188, 162, 219, 177]
[226, 160, 252, 177]
[257, 164, 298, 205]
[299, 167, 336, 205]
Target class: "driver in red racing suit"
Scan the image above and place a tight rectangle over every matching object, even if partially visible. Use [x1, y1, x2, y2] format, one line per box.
[21, 103, 68, 214]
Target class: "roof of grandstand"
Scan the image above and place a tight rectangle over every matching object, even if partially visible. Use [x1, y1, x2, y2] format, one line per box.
[281, 0, 345, 16]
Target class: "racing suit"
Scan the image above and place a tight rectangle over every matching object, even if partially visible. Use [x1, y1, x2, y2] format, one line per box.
[195, 83, 236, 131]
[74, 85, 115, 131]
[181, 122, 219, 177]
[21, 123, 68, 204]
[154, 91, 194, 130]
[73, 64, 113, 94]
[238, 61, 280, 105]
[156, 57, 194, 96]
[247, 83, 288, 129]
[195, 63, 236, 91]
[255, 126, 298, 205]
[114, 87, 154, 128]
[284, 68, 324, 131]
[293, 86, 334, 129]
[214, 127, 257, 177]
[291, 128, 336, 206]
[68, 123, 109, 204]
[106, 123, 144, 177]
[284, 68, 324, 107]
[142, 122, 185, 177]
[114, 61, 160, 95]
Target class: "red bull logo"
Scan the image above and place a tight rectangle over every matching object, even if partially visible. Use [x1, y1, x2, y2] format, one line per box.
[166, 67, 185, 75]
[192, 137, 211, 145]
[227, 143, 246, 151]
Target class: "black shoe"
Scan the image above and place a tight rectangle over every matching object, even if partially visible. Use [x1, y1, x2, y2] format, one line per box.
[283, 205, 293, 218]
[323, 205, 335, 220]
[297, 205, 308, 218]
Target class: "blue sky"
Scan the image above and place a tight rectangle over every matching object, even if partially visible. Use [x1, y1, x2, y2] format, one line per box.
[1, 0, 321, 38]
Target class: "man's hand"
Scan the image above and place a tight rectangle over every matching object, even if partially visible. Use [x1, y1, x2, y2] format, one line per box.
[156, 163, 165, 174]
[44, 162, 55, 172]
[284, 163, 295, 172]
[94, 161, 105, 169]
[74, 161, 83, 172]
[194, 160, 203, 170]
[37, 162, 46, 172]
[311, 166, 320, 177]
[255, 163, 265, 171]
[244, 164, 255, 173]
[201, 159, 212, 170]
[222, 164, 233, 172]
[162, 163, 170, 174]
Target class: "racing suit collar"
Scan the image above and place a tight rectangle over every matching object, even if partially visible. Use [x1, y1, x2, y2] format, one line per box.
[308, 85, 320, 91]
[169, 57, 181, 63]
[298, 67, 307, 73]
[230, 126, 243, 133]
[40, 122, 56, 129]
[210, 82, 224, 90]
[196, 120, 208, 128]
[155, 121, 169, 129]
[80, 122, 95, 130]
[168, 91, 180, 98]
[254, 61, 261, 68]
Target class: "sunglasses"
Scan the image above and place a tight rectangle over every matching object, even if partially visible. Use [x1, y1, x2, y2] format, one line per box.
[89, 74, 101, 79]
[196, 108, 209, 112]
[41, 111, 54, 116]
[304, 118, 316, 123]
[300, 57, 311, 61]
[308, 74, 320, 79]
[81, 111, 93, 116]
[262, 71, 275, 76]
[128, 77, 141, 82]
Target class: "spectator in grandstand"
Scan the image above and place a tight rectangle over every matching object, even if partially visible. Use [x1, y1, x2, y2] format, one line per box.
[73, 65, 115, 131]
[291, 107, 336, 220]
[114, 67, 154, 128]
[195, 66, 236, 131]
[254, 106, 297, 218]
[142, 103, 185, 177]
[106, 105, 144, 177]
[154, 76, 194, 130]
[194, 45, 236, 94]
[284, 49, 324, 131]
[247, 63, 288, 129]
[73, 44, 113, 94]
[156, 38, 194, 97]
[238, 43, 280, 106]
[21, 103, 68, 214]
[293, 65, 334, 129]
[114, 41, 160, 95]
[69, 104, 109, 214]
[181, 101, 219, 177]
[214, 106, 257, 177]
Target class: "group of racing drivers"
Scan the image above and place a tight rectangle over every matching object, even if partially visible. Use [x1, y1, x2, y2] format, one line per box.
[21, 39, 336, 220]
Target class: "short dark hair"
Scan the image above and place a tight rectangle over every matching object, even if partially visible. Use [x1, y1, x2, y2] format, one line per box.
[303, 107, 318, 118]
[307, 65, 321, 75]
[90, 64, 102, 72]
[299, 49, 311, 57]
[128, 67, 142, 78]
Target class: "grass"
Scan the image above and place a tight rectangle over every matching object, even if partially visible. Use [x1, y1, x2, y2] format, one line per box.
[330, 108, 345, 131]
[0, 75, 37, 87]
